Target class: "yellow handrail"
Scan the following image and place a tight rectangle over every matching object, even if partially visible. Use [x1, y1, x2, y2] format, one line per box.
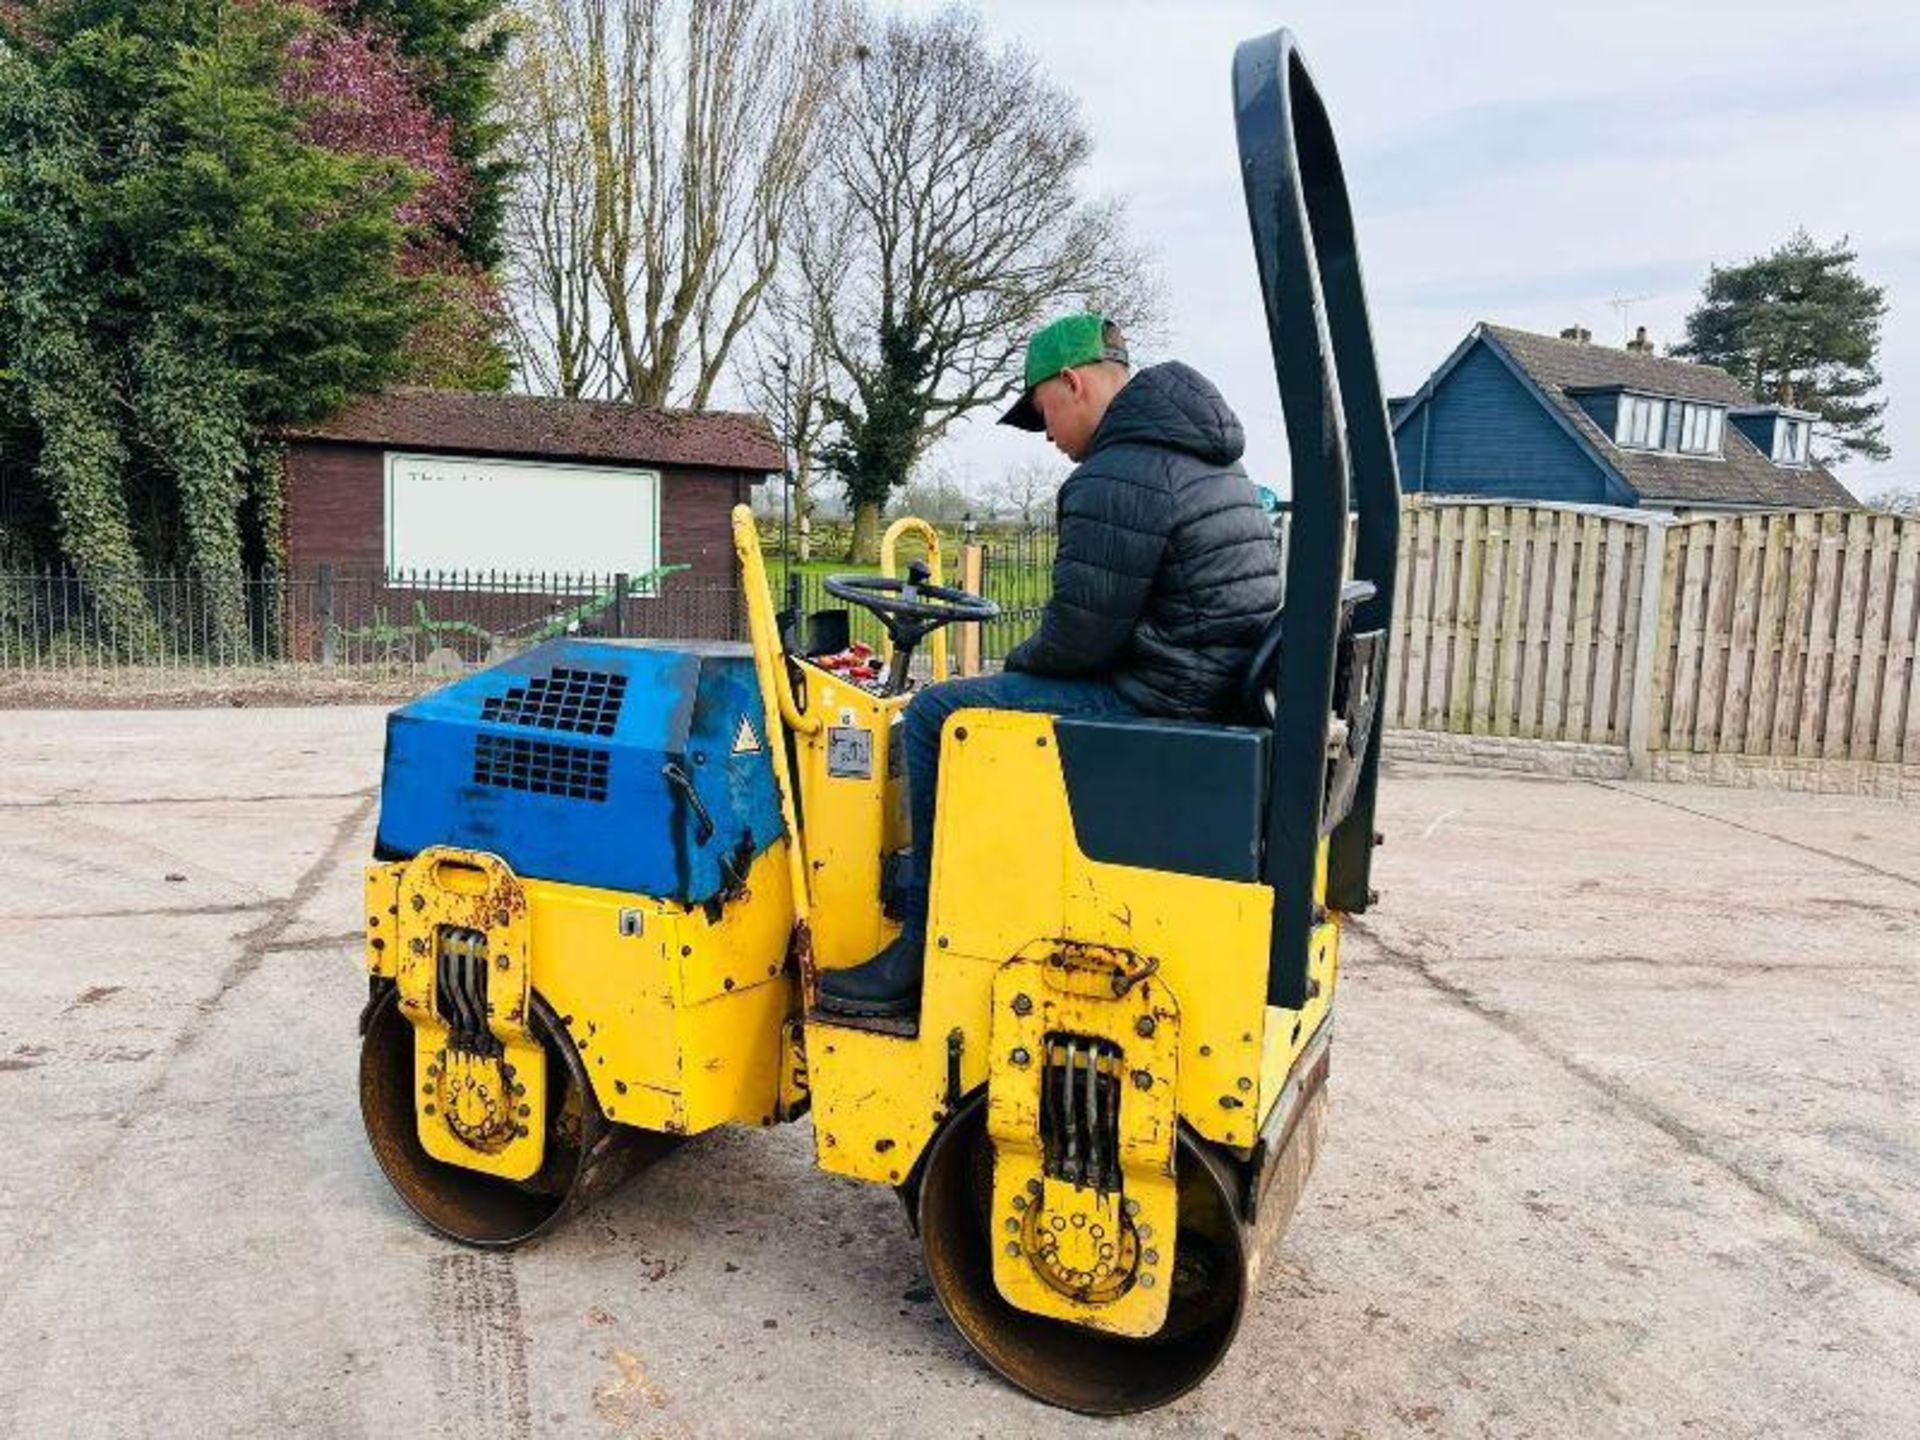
[731, 505, 814, 921]
[879, 516, 949, 683]
[733, 505, 820, 737]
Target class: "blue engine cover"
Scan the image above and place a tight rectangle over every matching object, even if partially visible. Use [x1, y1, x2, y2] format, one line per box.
[375, 638, 784, 905]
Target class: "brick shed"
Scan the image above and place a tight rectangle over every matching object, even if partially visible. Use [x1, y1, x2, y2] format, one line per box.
[281, 389, 782, 584]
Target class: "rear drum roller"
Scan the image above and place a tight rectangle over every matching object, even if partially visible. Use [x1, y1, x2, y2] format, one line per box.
[360, 985, 671, 1247]
[918, 1095, 1248, 1415]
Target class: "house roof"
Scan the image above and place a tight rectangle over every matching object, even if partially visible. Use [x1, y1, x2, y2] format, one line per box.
[284, 388, 784, 474]
[1478, 325, 1856, 509]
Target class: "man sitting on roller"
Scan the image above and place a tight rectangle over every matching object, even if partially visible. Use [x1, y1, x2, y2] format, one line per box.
[818, 313, 1283, 1018]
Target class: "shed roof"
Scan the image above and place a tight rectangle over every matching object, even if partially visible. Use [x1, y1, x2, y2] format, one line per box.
[285, 388, 784, 474]
[1479, 325, 1856, 509]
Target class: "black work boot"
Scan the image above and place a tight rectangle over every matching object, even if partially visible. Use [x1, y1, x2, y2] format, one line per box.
[817, 933, 923, 1018]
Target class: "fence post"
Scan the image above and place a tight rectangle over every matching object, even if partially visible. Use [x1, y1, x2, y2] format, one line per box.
[318, 563, 337, 667]
[612, 572, 629, 638]
[957, 543, 985, 675]
[1626, 517, 1672, 778]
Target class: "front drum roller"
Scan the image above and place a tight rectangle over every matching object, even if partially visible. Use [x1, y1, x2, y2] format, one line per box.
[918, 1094, 1249, 1416]
[360, 984, 673, 1247]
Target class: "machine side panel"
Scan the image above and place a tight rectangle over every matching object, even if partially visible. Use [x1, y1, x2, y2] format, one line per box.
[685, 653, 787, 898]
[524, 851, 792, 1135]
[1054, 719, 1268, 882]
[789, 671, 906, 971]
[810, 710, 1311, 1188]
[378, 841, 796, 1138]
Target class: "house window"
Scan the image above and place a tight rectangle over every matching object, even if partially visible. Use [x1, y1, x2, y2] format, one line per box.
[1616, 395, 1724, 456]
[1616, 394, 1668, 449]
[1676, 403, 1724, 456]
[1773, 418, 1811, 467]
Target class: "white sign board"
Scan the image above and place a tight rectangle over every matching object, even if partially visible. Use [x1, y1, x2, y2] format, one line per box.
[384, 452, 660, 579]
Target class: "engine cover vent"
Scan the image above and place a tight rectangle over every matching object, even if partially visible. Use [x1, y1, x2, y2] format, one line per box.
[481, 666, 627, 737]
[377, 638, 783, 903]
[472, 733, 610, 802]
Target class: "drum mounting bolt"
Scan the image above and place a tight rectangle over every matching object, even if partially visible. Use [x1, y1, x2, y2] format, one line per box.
[1011, 994, 1032, 1016]
[1010, 1047, 1031, 1067]
[1135, 1016, 1155, 1038]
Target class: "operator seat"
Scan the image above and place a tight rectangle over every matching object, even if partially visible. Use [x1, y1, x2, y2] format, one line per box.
[1052, 579, 1381, 887]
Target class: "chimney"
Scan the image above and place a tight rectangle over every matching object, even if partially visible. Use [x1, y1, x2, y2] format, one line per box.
[1626, 325, 1654, 354]
[1559, 324, 1592, 344]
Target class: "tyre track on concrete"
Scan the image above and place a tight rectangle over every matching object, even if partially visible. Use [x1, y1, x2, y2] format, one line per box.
[430, 1252, 534, 1440]
[1347, 917, 1920, 1300]
[0, 789, 373, 810]
[18, 806, 285, 909]
[0, 788, 376, 1303]
[4, 898, 278, 925]
[1586, 780, 1920, 891]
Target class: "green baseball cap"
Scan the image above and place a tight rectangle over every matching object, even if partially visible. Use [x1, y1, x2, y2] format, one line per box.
[998, 313, 1131, 431]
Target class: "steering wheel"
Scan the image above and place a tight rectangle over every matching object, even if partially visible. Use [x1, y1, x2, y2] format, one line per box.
[824, 562, 998, 633]
[821, 562, 1000, 694]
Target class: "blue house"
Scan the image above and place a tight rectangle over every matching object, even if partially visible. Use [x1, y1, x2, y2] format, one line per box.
[1390, 323, 1855, 511]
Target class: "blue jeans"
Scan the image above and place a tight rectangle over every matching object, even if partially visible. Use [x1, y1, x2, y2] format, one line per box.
[897, 671, 1139, 944]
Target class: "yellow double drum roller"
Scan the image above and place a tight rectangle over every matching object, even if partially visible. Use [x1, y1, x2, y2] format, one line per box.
[356, 29, 1401, 1414]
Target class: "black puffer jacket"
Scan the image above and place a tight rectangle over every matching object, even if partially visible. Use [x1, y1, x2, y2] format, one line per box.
[1004, 362, 1282, 719]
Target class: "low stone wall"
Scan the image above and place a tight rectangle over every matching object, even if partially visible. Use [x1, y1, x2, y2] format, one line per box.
[1385, 726, 1920, 800]
[1644, 749, 1920, 800]
[1382, 729, 1631, 779]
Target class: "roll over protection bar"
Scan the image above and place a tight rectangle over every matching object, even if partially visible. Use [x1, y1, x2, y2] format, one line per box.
[1233, 31, 1402, 1008]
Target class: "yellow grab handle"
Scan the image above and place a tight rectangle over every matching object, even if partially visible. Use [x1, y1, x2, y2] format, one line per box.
[880, 516, 949, 683]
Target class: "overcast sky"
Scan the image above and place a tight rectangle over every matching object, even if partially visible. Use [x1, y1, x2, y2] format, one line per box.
[900, 0, 1920, 504]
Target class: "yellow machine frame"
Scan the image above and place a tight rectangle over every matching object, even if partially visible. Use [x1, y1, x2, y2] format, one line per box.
[365, 509, 1340, 1342]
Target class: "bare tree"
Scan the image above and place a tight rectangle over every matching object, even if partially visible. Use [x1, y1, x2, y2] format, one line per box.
[502, 0, 850, 406]
[801, 7, 1159, 559]
[741, 271, 837, 559]
[983, 457, 1063, 527]
[898, 461, 978, 525]
[502, 17, 605, 397]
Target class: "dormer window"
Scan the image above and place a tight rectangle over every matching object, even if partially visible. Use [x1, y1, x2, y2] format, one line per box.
[1617, 395, 1666, 449]
[1773, 417, 1811, 467]
[1675, 403, 1724, 456]
[1614, 395, 1725, 456]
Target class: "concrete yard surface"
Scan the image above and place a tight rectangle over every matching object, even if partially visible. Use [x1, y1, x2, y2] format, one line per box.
[2, 708, 1916, 1438]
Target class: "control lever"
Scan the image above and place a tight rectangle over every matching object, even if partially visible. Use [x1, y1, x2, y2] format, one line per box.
[881, 560, 937, 696]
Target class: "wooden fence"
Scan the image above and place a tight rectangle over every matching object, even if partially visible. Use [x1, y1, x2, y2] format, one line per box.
[1380, 500, 1920, 772]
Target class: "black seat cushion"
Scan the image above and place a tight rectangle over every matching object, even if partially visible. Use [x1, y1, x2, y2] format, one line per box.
[1055, 717, 1269, 882]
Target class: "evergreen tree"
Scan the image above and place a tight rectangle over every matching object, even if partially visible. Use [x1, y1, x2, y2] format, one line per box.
[1673, 230, 1889, 464]
[336, 0, 515, 268]
[284, 3, 512, 389]
[0, 0, 424, 646]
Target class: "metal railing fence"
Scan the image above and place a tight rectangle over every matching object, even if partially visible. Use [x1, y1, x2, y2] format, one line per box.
[0, 563, 742, 673]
